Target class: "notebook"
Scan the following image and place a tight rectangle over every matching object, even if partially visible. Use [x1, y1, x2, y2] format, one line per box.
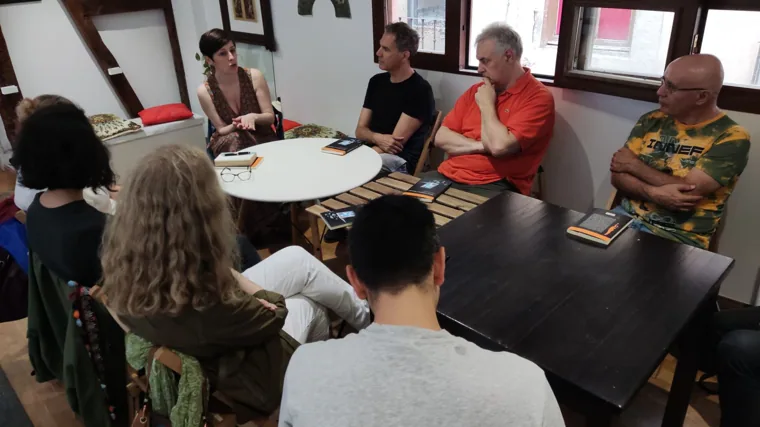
[321, 138, 363, 156]
[320, 206, 359, 230]
[214, 150, 258, 167]
[566, 208, 633, 247]
[402, 178, 452, 203]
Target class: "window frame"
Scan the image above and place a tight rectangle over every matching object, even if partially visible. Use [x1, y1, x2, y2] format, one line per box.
[370, 0, 760, 115]
[371, 0, 466, 72]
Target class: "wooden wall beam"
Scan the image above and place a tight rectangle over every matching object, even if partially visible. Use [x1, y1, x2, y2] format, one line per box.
[162, 2, 190, 108]
[62, 0, 191, 117]
[63, 0, 144, 117]
[0, 24, 23, 147]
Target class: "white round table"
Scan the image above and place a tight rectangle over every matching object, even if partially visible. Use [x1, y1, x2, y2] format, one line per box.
[218, 138, 382, 203]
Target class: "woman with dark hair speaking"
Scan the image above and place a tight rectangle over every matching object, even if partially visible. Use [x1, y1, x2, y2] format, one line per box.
[197, 28, 286, 244]
[197, 28, 277, 155]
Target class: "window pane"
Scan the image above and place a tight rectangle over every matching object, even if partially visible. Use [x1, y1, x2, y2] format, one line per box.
[469, 0, 559, 76]
[388, 0, 446, 55]
[701, 10, 760, 88]
[577, 8, 674, 79]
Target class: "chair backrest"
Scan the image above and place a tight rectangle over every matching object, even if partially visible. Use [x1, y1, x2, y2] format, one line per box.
[413, 110, 444, 177]
[273, 97, 284, 140]
[605, 189, 623, 210]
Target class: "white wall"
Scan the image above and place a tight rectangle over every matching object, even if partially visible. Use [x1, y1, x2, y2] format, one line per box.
[265, 0, 760, 304]
[0, 0, 206, 141]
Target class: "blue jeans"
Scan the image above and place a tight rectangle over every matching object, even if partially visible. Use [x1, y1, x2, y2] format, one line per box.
[611, 206, 654, 235]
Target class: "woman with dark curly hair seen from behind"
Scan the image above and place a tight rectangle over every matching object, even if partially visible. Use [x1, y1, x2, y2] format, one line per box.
[100, 144, 369, 422]
[12, 95, 117, 213]
[13, 103, 128, 427]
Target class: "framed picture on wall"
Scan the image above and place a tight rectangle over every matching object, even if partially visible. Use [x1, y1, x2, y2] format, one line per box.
[219, 0, 276, 51]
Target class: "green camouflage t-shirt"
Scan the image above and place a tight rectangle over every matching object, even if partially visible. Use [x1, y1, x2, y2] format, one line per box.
[621, 110, 750, 249]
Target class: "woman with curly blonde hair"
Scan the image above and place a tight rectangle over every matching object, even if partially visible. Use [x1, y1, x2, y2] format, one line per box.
[101, 144, 369, 421]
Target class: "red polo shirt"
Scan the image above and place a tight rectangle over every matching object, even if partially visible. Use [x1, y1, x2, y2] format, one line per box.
[438, 69, 555, 195]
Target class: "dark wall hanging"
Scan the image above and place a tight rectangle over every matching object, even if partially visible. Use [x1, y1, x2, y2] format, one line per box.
[219, 0, 276, 51]
[298, 0, 351, 18]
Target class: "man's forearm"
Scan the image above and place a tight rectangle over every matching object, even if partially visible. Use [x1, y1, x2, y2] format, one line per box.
[611, 172, 654, 202]
[435, 127, 486, 156]
[629, 162, 684, 187]
[355, 126, 376, 144]
[480, 105, 519, 157]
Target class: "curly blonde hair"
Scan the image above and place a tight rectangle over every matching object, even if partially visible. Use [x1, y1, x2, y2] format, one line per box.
[15, 95, 73, 137]
[101, 145, 244, 317]
[16, 95, 73, 123]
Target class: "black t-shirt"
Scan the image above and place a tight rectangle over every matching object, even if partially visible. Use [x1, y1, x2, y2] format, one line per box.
[362, 71, 435, 173]
[27, 193, 107, 286]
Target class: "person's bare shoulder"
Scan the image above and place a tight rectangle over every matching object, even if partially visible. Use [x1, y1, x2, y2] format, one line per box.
[248, 68, 266, 83]
[196, 82, 211, 100]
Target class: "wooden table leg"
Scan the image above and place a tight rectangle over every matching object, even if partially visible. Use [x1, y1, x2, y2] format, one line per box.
[661, 298, 713, 427]
[308, 210, 322, 261]
[290, 203, 300, 246]
[586, 406, 613, 427]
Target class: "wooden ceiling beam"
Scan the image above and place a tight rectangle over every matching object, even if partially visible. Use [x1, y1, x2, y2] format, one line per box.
[0, 24, 24, 147]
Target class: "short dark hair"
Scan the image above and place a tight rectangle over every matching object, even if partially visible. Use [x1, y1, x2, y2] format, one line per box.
[12, 104, 115, 190]
[199, 28, 234, 59]
[384, 22, 420, 56]
[348, 195, 438, 294]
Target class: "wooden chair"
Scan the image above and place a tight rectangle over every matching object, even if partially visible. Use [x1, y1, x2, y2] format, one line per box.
[605, 188, 724, 252]
[531, 165, 546, 200]
[413, 110, 443, 177]
[90, 287, 276, 427]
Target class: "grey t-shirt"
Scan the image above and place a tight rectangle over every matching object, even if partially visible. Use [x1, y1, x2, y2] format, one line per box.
[279, 324, 565, 427]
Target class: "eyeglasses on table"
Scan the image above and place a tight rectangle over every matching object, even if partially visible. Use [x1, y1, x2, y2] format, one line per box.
[220, 167, 252, 182]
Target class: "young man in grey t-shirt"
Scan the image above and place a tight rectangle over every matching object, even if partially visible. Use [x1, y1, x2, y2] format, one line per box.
[278, 196, 565, 427]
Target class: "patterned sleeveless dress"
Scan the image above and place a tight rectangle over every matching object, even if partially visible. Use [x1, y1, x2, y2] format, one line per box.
[206, 68, 285, 245]
[206, 67, 277, 156]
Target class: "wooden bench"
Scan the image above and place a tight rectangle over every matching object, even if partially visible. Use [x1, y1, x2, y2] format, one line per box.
[304, 173, 488, 259]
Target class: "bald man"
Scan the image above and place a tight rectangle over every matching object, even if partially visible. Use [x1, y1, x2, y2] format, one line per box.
[609, 54, 751, 249]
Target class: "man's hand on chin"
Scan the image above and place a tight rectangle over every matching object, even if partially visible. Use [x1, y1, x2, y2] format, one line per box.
[475, 78, 497, 110]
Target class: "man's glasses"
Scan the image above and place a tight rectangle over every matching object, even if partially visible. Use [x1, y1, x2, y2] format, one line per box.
[220, 167, 252, 182]
[660, 77, 707, 94]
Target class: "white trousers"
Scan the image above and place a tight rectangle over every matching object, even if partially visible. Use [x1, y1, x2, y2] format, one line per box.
[241, 246, 370, 344]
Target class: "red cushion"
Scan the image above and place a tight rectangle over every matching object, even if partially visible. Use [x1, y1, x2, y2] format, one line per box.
[282, 119, 302, 132]
[138, 103, 194, 126]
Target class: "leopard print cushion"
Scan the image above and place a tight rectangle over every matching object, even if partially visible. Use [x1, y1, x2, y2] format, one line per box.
[89, 114, 142, 141]
[284, 124, 348, 140]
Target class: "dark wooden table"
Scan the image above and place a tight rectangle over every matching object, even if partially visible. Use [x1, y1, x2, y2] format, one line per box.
[436, 191, 734, 427]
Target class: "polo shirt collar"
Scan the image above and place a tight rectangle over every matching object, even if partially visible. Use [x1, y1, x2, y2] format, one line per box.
[502, 67, 532, 97]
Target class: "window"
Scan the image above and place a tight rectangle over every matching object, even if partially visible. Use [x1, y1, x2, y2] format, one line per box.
[468, 0, 558, 76]
[700, 9, 760, 89]
[389, 0, 447, 54]
[572, 8, 674, 79]
[372, 0, 458, 71]
[371, 0, 760, 115]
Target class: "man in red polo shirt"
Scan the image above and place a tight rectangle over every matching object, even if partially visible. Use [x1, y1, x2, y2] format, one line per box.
[429, 23, 555, 198]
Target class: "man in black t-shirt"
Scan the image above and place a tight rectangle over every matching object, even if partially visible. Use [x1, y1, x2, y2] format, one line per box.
[356, 22, 435, 175]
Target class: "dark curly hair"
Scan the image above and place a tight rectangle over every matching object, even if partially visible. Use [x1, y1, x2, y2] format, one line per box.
[12, 103, 115, 190]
